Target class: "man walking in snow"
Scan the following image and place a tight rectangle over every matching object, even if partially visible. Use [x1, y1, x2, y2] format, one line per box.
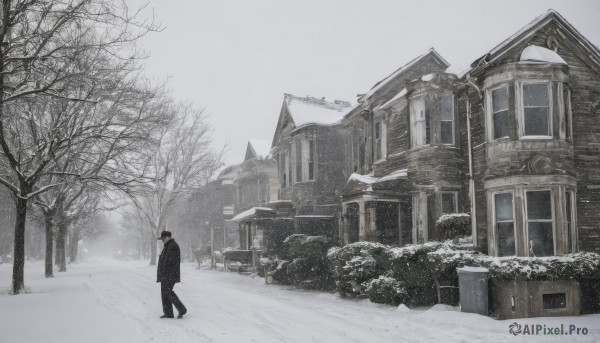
[157, 230, 187, 319]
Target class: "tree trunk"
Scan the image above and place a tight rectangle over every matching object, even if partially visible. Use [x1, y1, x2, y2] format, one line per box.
[44, 213, 54, 278]
[54, 221, 67, 272]
[12, 195, 28, 294]
[57, 224, 67, 272]
[69, 229, 80, 263]
[150, 234, 157, 265]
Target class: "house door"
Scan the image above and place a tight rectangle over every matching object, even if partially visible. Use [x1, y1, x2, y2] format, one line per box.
[375, 202, 399, 245]
[399, 201, 412, 246]
[346, 203, 360, 243]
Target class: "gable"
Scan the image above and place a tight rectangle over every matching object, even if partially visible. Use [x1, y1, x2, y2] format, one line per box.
[271, 100, 294, 148]
[470, 10, 600, 77]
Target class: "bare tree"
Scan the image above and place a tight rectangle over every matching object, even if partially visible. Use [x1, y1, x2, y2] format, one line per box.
[132, 103, 223, 265]
[0, 0, 159, 294]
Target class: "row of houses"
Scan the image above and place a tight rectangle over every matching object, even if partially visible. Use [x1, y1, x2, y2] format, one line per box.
[208, 10, 600, 260]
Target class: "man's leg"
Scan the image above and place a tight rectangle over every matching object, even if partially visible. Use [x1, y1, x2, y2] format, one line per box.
[167, 283, 187, 316]
[160, 282, 174, 317]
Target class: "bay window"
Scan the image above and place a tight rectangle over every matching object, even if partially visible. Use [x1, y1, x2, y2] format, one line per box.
[522, 83, 551, 136]
[440, 95, 454, 144]
[410, 94, 454, 147]
[411, 98, 428, 146]
[494, 192, 515, 257]
[491, 86, 509, 139]
[526, 190, 554, 257]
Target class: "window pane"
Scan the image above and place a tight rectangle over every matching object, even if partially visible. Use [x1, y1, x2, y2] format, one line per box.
[492, 87, 508, 112]
[495, 193, 513, 221]
[442, 193, 456, 214]
[523, 84, 549, 107]
[524, 107, 549, 136]
[498, 222, 515, 257]
[441, 95, 453, 120]
[375, 121, 381, 139]
[528, 222, 554, 257]
[412, 98, 426, 146]
[493, 110, 509, 138]
[527, 191, 552, 219]
[441, 121, 452, 144]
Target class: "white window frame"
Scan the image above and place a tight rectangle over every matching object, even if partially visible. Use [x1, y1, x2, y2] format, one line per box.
[374, 118, 387, 162]
[565, 189, 577, 254]
[518, 82, 553, 139]
[524, 189, 555, 257]
[487, 84, 510, 141]
[410, 97, 429, 147]
[492, 190, 517, 257]
[441, 192, 458, 214]
[292, 136, 315, 184]
[440, 94, 455, 145]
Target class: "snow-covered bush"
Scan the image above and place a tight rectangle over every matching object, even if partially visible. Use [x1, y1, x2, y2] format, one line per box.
[267, 234, 338, 290]
[327, 242, 392, 297]
[363, 276, 408, 306]
[435, 213, 471, 240]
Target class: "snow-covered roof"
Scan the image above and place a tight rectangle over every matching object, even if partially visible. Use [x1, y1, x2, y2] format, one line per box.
[230, 207, 275, 221]
[519, 45, 567, 65]
[380, 88, 408, 110]
[346, 169, 408, 189]
[359, 48, 450, 102]
[286, 95, 353, 127]
[248, 138, 272, 159]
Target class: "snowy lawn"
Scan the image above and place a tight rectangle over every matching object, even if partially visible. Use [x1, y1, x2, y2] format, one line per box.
[1, 259, 598, 343]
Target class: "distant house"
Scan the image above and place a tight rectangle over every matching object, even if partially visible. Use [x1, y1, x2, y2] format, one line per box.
[271, 93, 354, 237]
[234, 139, 279, 213]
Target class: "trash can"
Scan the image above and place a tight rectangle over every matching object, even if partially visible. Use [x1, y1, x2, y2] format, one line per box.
[457, 266, 489, 316]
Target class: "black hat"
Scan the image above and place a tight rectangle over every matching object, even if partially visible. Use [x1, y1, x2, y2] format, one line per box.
[157, 230, 172, 240]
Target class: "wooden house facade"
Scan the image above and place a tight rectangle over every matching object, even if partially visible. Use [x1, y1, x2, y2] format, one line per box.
[340, 49, 470, 245]
[463, 10, 600, 256]
[271, 93, 354, 237]
[339, 10, 600, 257]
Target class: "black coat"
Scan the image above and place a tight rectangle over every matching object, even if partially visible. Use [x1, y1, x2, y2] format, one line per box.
[157, 239, 181, 283]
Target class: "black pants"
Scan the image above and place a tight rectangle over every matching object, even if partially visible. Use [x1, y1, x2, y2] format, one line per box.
[161, 281, 186, 317]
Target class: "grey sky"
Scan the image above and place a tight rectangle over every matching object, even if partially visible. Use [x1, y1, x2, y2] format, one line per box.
[127, 0, 600, 165]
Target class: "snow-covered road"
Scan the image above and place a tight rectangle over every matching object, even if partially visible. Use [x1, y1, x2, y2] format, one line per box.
[1, 259, 598, 343]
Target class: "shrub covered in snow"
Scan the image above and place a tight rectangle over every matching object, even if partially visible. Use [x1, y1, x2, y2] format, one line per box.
[362, 276, 408, 306]
[327, 242, 393, 297]
[435, 213, 471, 240]
[267, 234, 338, 290]
[478, 252, 600, 281]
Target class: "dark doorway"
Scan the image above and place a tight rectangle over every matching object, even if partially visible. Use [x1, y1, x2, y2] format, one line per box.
[346, 203, 360, 243]
[399, 201, 412, 246]
[375, 202, 399, 245]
